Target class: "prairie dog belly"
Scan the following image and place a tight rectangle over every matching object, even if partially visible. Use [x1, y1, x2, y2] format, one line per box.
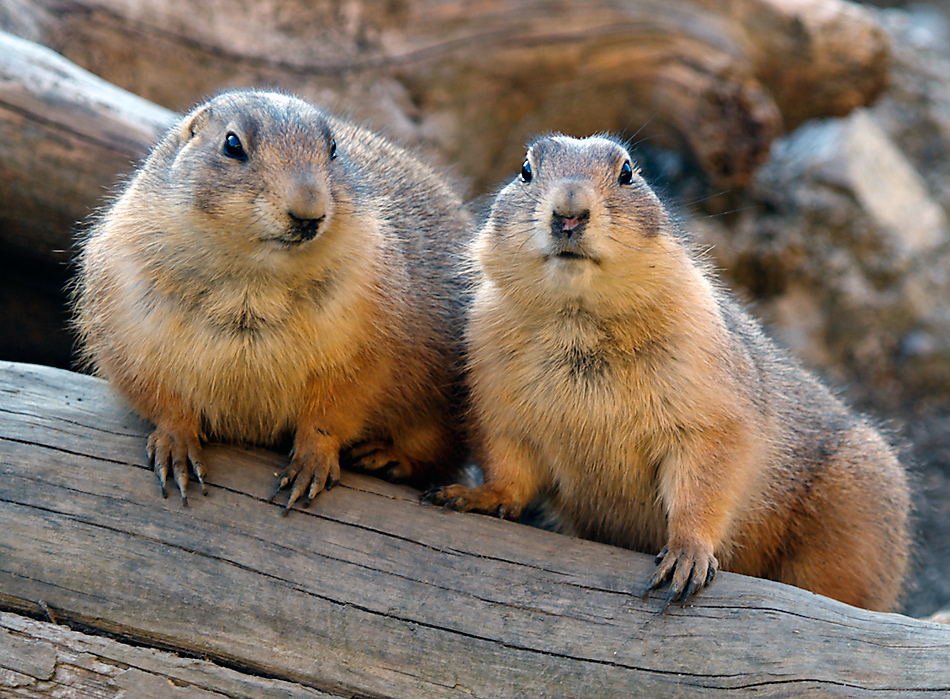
[110, 266, 370, 444]
[471, 301, 668, 549]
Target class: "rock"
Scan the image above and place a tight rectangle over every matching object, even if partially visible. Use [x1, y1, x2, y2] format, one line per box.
[874, 7, 950, 215]
[696, 108, 950, 407]
[683, 5, 950, 619]
[927, 610, 950, 624]
[690, 12, 950, 409]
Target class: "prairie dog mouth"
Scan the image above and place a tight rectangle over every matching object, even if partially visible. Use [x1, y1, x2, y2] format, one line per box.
[545, 245, 599, 264]
[547, 206, 595, 262]
[291, 214, 325, 242]
[268, 215, 326, 246]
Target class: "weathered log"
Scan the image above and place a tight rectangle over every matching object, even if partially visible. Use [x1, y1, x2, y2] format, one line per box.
[0, 360, 948, 698]
[0, 30, 175, 266]
[1, 0, 889, 194]
[0, 611, 332, 698]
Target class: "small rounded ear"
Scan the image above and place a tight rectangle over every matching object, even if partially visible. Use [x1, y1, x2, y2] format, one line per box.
[178, 104, 212, 142]
[160, 103, 212, 171]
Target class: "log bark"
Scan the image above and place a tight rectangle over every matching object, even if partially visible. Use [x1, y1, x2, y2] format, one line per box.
[0, 360, 948, 698]
[0, 0, 889, 195]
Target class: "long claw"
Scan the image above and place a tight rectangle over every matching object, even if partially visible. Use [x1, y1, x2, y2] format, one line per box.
[145, 426, 206, 504]
[646, 560, 675, 595]
[271, 432, 340, 514]
[681, 571, 705, 605]
[192, 456, 208, 496]
[307, 479, 323, 501]
[267, 480, 286, 504]
[282, 475, 310, 514]
[644, 541, 718, 605]
[172, 464, 189, 508]
[155, 459, 170, 500]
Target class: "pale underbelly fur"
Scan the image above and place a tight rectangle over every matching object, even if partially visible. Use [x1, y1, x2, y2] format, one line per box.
[489, 362, 670, 553]
[120, 296, 347, 445]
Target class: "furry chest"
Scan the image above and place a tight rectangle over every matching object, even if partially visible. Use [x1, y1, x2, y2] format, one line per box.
[134, 288, 335, 442]
[180, 323, 314, 438]
[476, 322, 671, 549]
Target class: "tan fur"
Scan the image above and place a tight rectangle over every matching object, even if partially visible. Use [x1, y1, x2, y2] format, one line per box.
[426, 135, 911, 611]
[74, 90, 470, 507]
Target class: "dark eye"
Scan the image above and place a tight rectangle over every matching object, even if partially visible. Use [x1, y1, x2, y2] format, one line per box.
[520, 160, 533, 183]
[223, 132, 246, 160]
[329, 138, 337, 160]
[618, 160, 634, 185]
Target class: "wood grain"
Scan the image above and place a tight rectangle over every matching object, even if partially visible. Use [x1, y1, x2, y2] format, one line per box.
[0, 0, 891, 273]
[0, 611, 332, 698]
[1, 360, 948, 698]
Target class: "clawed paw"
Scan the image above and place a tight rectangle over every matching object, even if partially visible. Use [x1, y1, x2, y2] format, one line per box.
[268, 443, 340, 515]
[146, 427, 207, 505]
[421, 484, 523, 519]
[644, 541, 719, 607]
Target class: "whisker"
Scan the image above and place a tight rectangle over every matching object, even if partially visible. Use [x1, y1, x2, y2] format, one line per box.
[625, 115, 656, 145]
[703, 205, 760, 219]
[681, 189, 733, 208]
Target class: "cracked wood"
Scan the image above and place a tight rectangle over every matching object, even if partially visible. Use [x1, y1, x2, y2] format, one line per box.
[0, 360, 949, 698]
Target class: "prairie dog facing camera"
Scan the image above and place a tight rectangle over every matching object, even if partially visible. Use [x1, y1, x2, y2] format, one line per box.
[425, 134, 911, 611]
[74, 90, 470, 509]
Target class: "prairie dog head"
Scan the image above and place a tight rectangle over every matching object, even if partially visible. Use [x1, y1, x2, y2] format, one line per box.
[135, 90, 359, 269]
[475, 135, 681, 309]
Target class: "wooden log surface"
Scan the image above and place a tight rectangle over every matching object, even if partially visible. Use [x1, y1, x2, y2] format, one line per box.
[0, 0, 890, 196]
[1, 359, 949, 698]
[0, 611, 334, 698]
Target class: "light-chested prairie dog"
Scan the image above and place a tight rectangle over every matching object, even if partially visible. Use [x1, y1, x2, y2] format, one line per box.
[74, 90, 470, 510]
[425, 134, 911, 611]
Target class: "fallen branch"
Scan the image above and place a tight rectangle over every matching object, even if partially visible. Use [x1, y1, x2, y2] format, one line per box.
[0, 30, 174, 265]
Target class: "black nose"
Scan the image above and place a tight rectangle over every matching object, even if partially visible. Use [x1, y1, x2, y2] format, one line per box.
[290, 214, 324, 241]
[551, 210, 589, 240]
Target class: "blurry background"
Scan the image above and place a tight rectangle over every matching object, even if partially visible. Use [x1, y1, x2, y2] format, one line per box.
[1, 0, 947, 618]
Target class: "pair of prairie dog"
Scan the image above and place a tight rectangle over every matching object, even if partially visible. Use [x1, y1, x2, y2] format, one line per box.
[75, 90, 910, 610]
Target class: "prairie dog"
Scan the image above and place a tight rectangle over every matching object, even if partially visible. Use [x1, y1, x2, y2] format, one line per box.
[426, 135, 911, 611]
[74, 90, 469, 509]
